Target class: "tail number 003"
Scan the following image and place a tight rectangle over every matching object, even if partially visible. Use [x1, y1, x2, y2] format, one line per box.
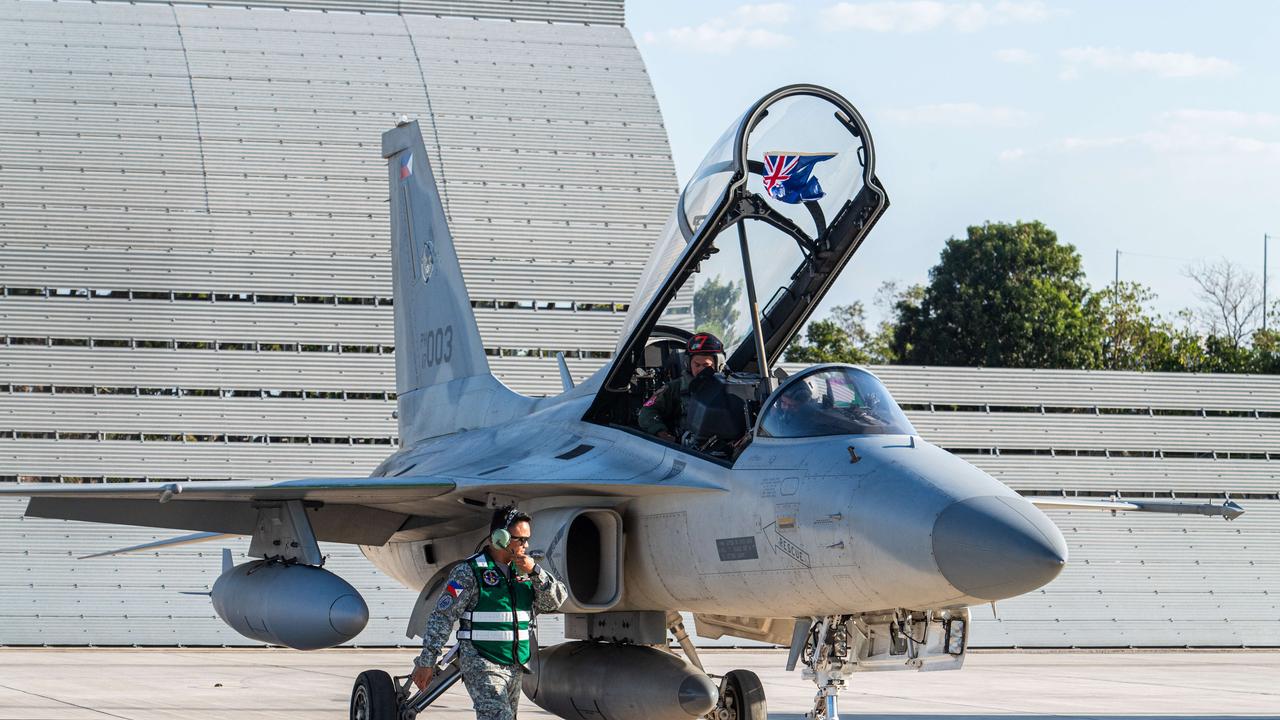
[419, 325, 454, 368]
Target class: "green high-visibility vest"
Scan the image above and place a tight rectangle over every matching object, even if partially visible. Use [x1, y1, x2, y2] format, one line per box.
[457, 552, 535, 666]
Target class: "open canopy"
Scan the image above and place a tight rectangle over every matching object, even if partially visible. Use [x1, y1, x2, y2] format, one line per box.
[609, 85, 889, 392]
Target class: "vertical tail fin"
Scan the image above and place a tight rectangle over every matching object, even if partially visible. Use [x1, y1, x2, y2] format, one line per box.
[381, 121, 490, 402]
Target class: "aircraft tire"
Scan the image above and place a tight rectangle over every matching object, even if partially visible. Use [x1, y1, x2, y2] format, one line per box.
[722, 669, 767, 720]
[350, 669, 398, 720]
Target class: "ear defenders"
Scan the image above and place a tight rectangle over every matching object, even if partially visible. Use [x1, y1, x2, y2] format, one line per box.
[490, 506, 519, 548]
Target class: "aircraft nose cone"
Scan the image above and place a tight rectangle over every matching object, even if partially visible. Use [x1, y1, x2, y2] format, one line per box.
[328, 593, 370, 638]
[932, 495, 1068, 601]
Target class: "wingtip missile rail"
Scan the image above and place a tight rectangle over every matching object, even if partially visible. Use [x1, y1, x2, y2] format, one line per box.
[1026, 496, 1246, 521]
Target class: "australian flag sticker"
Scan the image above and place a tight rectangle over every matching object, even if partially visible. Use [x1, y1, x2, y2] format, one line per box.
[762, 151, 836, 204]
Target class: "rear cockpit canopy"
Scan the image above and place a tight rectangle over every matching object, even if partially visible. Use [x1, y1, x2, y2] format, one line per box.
[757, 365, 915, 439]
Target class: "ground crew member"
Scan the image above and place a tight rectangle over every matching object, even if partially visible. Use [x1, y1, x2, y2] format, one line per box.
[638, 332, 725, 441]
[411, 506, 568, 720]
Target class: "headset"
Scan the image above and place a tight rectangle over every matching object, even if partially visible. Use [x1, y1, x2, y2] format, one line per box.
[490, 505, 520, 549]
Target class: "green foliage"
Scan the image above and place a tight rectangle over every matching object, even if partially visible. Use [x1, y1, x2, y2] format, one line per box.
[785, 220, 1278, 375]
[1089, 282, 1199, 371]
[785, 283, 917, 365]
[891, 221, 1101, 368]
[693, 275, 742, 347]
[785, 313, 870, 365]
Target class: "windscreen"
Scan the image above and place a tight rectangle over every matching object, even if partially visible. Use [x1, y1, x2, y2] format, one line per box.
[758, 367, 915, 438]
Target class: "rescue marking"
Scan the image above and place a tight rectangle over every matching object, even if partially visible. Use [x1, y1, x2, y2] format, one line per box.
[774, 530, 811, 567]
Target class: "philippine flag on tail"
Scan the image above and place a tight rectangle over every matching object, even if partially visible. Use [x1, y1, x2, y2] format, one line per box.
[762, 152, 836, 204]
[400, 152, 414, 180]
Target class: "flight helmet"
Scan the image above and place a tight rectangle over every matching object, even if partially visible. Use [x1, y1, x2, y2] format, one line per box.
[686, 332, 724, 356]
[686, 332, 725, 376]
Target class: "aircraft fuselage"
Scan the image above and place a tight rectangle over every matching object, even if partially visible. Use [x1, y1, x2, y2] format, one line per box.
[361, 384, 1068, 619]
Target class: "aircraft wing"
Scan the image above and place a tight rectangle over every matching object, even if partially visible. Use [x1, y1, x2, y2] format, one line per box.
[1026, 495, 1244, 520]
[0, 469, 724, 546]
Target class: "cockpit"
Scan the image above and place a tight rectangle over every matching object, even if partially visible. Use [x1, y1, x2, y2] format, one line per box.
[585, 85, 890, 462]
[757, 366, 915, 439]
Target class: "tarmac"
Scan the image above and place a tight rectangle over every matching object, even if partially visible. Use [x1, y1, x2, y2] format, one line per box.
[0, 648, 1277, 719]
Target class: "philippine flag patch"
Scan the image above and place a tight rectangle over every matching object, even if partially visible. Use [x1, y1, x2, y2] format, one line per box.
[445, 580, 464, 598]
[400, 152, 414, 180]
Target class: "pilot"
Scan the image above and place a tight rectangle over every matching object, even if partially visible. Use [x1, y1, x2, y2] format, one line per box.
[764, 379, 821, 437]
[638, 332, 724, 442]
[412, 506, 568, 720]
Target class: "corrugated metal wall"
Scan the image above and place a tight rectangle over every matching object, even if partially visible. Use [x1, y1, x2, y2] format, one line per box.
[0, 0, 660, 646]
[869, 366, 1280, 647]
[2, 0, 1276, 649]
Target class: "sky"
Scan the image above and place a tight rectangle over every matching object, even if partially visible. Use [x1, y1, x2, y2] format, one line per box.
[625, 0, 1280, 326]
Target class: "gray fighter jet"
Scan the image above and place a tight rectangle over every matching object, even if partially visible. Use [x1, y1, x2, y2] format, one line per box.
[0, 85, 1243, 720]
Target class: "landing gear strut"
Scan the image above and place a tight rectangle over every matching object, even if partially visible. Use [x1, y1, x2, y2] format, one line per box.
[665, 613, 767, 720]
[801, 615, 852, 720]
[349, 645, 463, 720]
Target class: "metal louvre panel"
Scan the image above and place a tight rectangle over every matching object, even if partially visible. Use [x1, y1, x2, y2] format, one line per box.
[908, 411, 1280, 453]
[0, 242, 640, 302]
[0, 0, 671, 371]
[0, 347, 604, 397]
[0, 346, 395, 391]
[870, 365, 1280, 412]
[2, 394, 395, 436]
[0, 297, 394, 344]
[0, 298, 625, 351]
[970, 500, 1280, 647]
[0, 440, 388, 478]
[164, 0, 622, 26]
[971, 455, 1280, 494]
[0, 244, 392, 297]
[393, 0, 623, 24]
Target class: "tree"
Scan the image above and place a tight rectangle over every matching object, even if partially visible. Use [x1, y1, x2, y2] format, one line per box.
[1184, 259, 1263, 349]
[1089, 281, 1201, 371]
[784, 282, 921, 365]
[891, 221, 1101, 368]
[785, 303, 872, 364]
[693, 274, 742, 346]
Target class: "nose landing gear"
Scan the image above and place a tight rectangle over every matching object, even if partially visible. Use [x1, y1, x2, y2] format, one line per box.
[800, 615, 852, 720]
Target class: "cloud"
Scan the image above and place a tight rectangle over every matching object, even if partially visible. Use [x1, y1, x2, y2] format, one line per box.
[998, 148, 1026, 162]
[1158, 109, 1279, 129]
[1060, 47, 1238, 79]
[733, 2, 793, 25]
[884, 102, 1033, 127]
[643, 3, 794, 54]
[994, 47, 1036, 64]
[1057, 136, 1127, 152]
[1051, 110, 1280, 162]
[821, 1, 1051, 33]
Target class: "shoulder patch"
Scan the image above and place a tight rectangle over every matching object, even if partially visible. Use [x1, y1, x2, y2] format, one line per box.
[445, 580, 464, 598]
[643, 386, 665, 408]
[436, 593, 454, 611]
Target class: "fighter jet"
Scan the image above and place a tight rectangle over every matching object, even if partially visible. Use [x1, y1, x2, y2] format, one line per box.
[0, 84, 1243, 720]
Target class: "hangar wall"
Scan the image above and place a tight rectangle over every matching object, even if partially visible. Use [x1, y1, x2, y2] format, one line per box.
[1, 0, 1277, 649]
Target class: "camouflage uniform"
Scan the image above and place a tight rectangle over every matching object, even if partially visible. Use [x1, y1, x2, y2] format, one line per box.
[637, 374, 693, 437]
[415, 551, 568, 720]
